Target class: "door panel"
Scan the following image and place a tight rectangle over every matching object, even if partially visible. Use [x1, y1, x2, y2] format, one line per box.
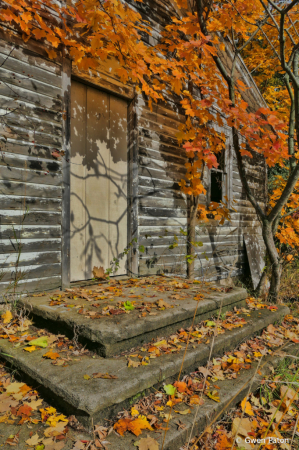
[70, 81, 128, 281]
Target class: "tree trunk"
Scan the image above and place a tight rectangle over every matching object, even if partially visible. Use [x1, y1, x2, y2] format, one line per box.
[187, 193, 200, 279]
[187, 208, 196, 279]
[262, 221, 282, 302]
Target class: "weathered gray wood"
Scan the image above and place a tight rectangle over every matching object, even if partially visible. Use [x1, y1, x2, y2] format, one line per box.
[0, 97, 62, 124]
[139, 116, 181, 139]
[0, 37, 62, 76]
[61, 57, 71, 289]
[0, 80, 62, 111]
[140, 225, 241, 236]
[138, 197, 187, 209]
[138, 136, 185, 158]
[2, 112, 62, 136]
[138, 185, 187, 199]
[139, 245, 244, 259]
[139, 146, 186, 166]
[0, 226, 61, 239]
[0, 275, 61, 295]
[139, 206, 188, 218]
[0, 67, 62, 100]
[138, 166, 185, 182]
[0, 52, 62, 87]
[0, 251, 61, 268]
[139, 217, 188, 227]
[0, 238, 61, 254]
[233, 176, 264, 191]
[0, 154, 61, 172]
[0, 211, 61, 226]
[128, 98, 139, 276]
[139, 127, 180, 148]
[138, 155, 186, 175]
[139, 176, 181, 190]
[244, 234, 265, 289]
[0, 123, 62, 148]
[0, 195, 62, 211]
[0, 180, 62, 198]
[137, 98, 186, 123]
[139, 234, 244, 246]
[137, 107, 184, 131]
[1, 263, 61, 282]
[72, 70, 134, 100]
[0, 166, 62, 186]
[0, 141, 59, 159]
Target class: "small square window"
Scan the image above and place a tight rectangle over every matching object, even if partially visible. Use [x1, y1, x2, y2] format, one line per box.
[210, 151, 225, 203]
[210, 171, 223, 203]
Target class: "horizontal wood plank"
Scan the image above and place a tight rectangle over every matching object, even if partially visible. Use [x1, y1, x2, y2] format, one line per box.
[0, 238, 61, 253]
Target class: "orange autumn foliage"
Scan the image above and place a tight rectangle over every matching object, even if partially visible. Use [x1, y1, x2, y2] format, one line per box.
[0, 0, 288, 214]
[114, 416, 153, 436]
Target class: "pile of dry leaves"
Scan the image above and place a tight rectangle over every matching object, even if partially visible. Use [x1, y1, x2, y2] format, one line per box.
[110, 313, 299, 447]
[44, 277, 226, 320]
[186, 358, 299, 450]
[0, 309, 96, 367]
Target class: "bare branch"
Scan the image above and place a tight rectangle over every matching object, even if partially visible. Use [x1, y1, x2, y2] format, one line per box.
[280, 205, 299, 219]
[260, 26, 281, 60]
[287, 15, 299, 38]
[284, 75, 297, 172]
[284, 0, 299, 15]
[260, 0, 280, 32]
[268, 163, 299, 222]
[267, 0, 282, 13]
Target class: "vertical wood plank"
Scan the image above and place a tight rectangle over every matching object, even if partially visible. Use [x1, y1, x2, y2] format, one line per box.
[61, 57, 71, 289]
[85, 87, 110, 278]
[70, 81, 87, 281]
[109, 95, 128, 274]
[127, 96, 139, 276]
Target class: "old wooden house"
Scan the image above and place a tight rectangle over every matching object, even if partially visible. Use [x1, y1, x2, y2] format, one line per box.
[0, 0, 267, 296]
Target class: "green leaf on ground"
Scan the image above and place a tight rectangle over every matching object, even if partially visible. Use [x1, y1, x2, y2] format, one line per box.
[164, 384, 176, 396]
[28, 337, 48, 348]
[124, 301, 135, 311]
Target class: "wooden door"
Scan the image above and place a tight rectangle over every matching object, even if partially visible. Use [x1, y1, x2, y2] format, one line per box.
[70, 80, 128, 281]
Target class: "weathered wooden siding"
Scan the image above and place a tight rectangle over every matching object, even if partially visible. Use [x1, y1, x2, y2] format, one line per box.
[135, 100, 266, 279]
[131, 0, 267, 280]
[0, 36, 63, 295]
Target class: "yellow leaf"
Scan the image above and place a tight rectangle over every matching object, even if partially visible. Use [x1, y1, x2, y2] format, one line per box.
[46, 49, 57, 60]
[131, 407, 139, 417]
[6, 382, 25, 394]
[2, 310, 13, 324]
[46, 414, 68, 427]
[83, 374, 91, 380]
[207, 390, 220, 402]
[174, 408, 191, 415]
[153, 339, 167, 347]
[241, 397, 254, 416]
[40, 407, 56, 421]
[24, 346, 36, 352]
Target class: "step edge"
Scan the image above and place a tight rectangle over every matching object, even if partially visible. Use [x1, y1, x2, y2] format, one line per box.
[0, 305, 288, 425]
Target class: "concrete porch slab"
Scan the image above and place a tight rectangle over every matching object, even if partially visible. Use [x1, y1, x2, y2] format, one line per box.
[20, 282, 248, 357]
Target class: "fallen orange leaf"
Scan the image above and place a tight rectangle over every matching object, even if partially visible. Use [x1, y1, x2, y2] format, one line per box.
[43, 350, 60, 360]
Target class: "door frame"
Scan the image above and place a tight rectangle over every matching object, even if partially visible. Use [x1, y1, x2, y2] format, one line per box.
[61, 62, 137, 288]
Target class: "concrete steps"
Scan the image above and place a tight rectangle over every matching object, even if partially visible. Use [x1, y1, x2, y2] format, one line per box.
[0, 305, 289, 427]
[20, 286, 248, 357]
[107, 342, 299, 450]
